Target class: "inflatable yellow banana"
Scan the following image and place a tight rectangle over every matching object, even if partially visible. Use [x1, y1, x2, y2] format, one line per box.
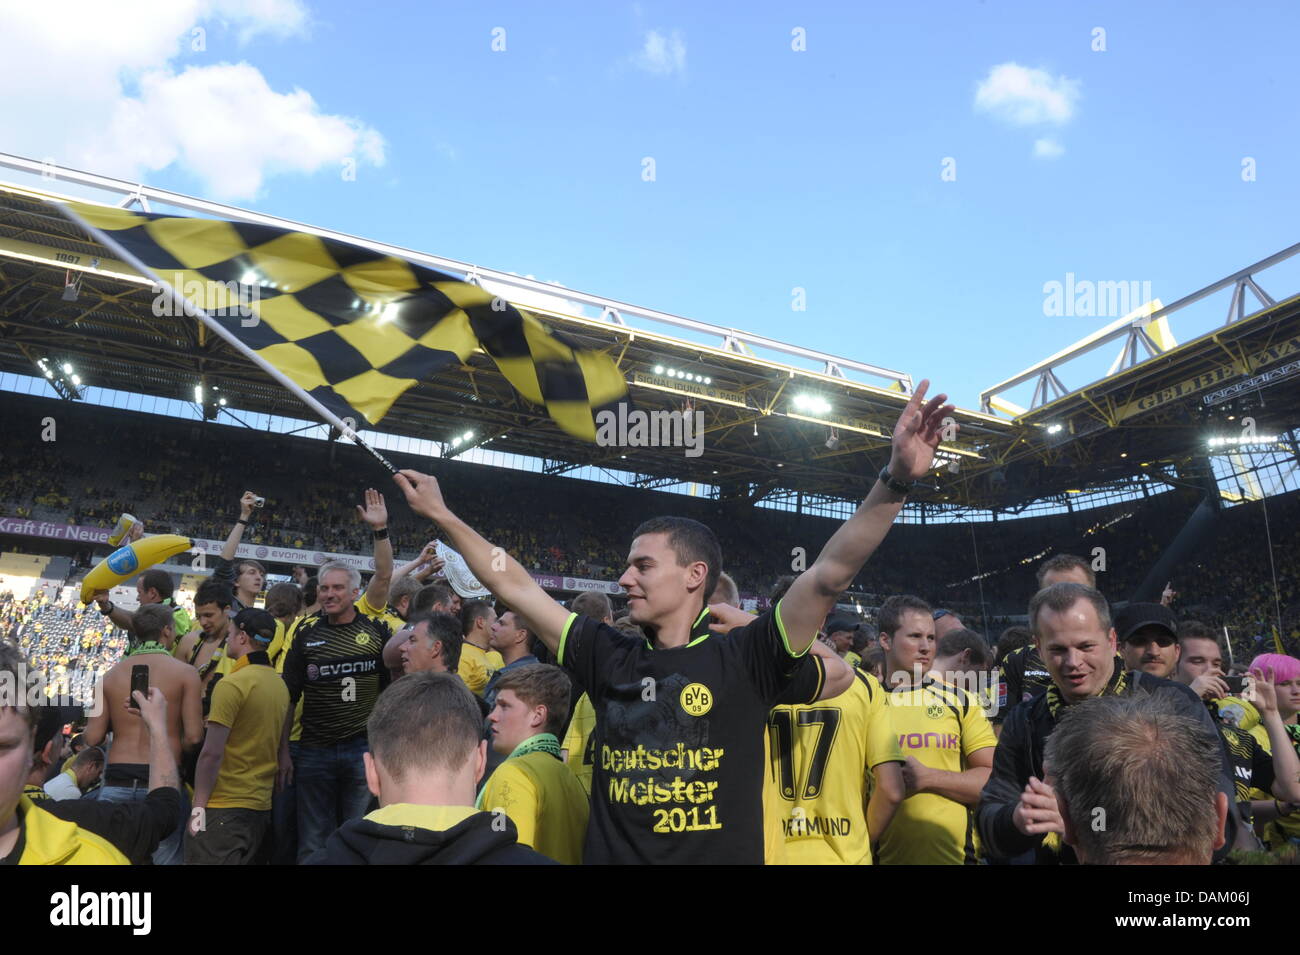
[80, 534, 195, 604]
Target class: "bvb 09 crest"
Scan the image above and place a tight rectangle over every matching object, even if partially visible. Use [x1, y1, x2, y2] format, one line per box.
[680, 683, 713, 716]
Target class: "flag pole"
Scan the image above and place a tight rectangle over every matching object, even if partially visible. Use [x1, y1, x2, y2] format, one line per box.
[59, 203, 398, 475]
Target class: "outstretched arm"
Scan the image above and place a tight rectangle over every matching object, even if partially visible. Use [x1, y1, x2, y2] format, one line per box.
[220, 492, 259, 563]
[393, 541, 442, 585]
[780, 381, 955, 655]
[393, 471, 570, 652]
[358, 488, 393, 611]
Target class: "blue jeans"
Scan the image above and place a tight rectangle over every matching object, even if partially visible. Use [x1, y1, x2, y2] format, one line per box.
[270, 741, 300, 866]
[294, 736, 371, 863]
[96, 778, 189, 866]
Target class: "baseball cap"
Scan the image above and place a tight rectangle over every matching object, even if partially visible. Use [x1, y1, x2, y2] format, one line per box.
[232, 608, 278, 645]
[1113, 602, 1177, 644]
[824, 614, 861, 635]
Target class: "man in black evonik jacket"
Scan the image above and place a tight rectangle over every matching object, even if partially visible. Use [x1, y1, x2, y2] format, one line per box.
[976, 583, 1243, 864]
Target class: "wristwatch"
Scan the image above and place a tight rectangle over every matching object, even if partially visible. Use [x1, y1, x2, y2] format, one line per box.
[98, 600, 115, 616]
[878, 465, 915, 496]
[372, 527, 389, 541]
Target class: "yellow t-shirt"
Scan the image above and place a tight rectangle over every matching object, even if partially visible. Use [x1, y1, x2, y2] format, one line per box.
[763, 670, 902, 865]
[357, 593, 405, 636]
[561, 692, 597, 796]
[477, 750, 589, 865]
[877, 677, 997, 865]
[459, 643, 505, 697]
[207, 659, 290, 811]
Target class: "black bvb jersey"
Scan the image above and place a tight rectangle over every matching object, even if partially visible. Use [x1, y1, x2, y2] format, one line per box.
[282, 608, 392, 746]
[993, 644, 1052, 721]
[558, 602, 825, 865]
[1216, 717, 1275, 825]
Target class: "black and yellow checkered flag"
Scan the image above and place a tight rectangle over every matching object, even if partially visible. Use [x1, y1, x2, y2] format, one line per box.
[60, 201, 627, 442]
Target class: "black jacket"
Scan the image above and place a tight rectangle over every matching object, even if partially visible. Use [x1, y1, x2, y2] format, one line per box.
[40, 786, 180, 866]
[976, 671, 1241, 863]
[305, 810, 556, 865]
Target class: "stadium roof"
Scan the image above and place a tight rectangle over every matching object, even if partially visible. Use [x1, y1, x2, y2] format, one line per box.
[0, 153, 1296, 512]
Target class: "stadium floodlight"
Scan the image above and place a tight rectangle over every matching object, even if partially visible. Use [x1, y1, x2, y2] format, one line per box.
[654, 365, 664, 374]
[218, 398, 227, 406]
[704, 377, 711, 385]
[62, 363, 73, 374]
[1046, 423, 1063, 435]
[70, 375, 80, 386]
[463, 430, 474, 441]
[451, 437, 462, 448]
[1207, 434, 1278, 449]
[793, 393, 832, 416]
[43, 369, 53, 379]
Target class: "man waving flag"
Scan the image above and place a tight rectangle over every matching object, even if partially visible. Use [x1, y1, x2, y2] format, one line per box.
[57, 200, 627, 447]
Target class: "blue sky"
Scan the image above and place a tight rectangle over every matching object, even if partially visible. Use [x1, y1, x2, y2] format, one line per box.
[4, 0, 1300, 410]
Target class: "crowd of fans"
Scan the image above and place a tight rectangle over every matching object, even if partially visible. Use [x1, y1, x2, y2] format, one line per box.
[1, 591, 128, 704]
[2, 390, 1298, 869]
[2, 395, 1296, 644]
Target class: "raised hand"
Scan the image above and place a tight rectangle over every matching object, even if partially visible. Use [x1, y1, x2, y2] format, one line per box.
[889, 379, 956, 483]
[1248, 667, 1279, 717]
[393, 470, 448, 521]
[356, 488, 388, 529]
[239, 490, 259, 520]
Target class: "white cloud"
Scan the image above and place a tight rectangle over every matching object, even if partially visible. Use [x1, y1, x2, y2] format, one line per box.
[974, 63, 1080, 126]
[205, 0, 309, 42]
[0, 0, 384, 201]
[85, 64, 385, 199]
[1033, 137, 1065, 159]
[632, 29, 686, 76]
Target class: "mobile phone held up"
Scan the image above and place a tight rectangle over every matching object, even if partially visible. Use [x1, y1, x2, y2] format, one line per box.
[130, 664, 150, 706]
[1223, 674, 1247, 696]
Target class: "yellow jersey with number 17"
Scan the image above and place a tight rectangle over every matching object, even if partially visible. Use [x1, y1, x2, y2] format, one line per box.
[764, 669, 903, 864]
